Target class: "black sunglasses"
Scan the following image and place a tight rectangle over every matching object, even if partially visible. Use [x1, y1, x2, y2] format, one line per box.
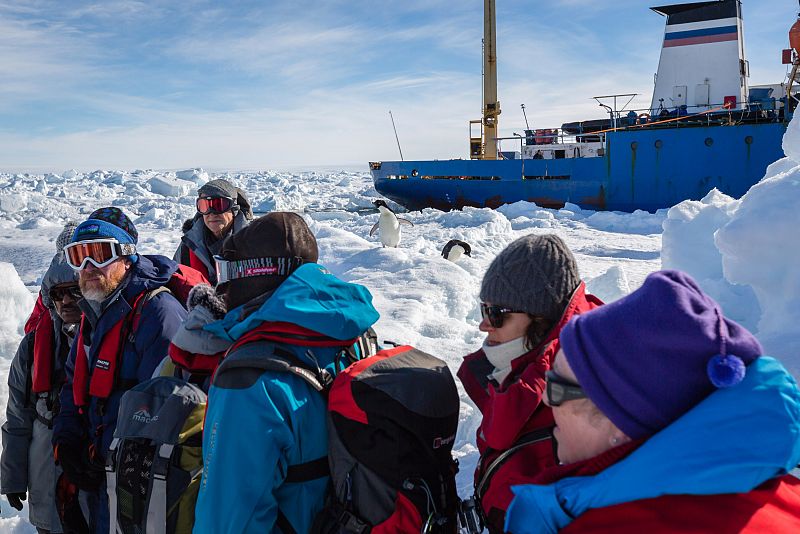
[480, 302, 524, 328]
[49, 285, 82, 302]
[545, 370, 587, 406]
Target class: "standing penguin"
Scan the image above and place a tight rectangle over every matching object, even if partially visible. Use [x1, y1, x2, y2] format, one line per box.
[369, 199, 413, 248]
[441, 239, 472, 262]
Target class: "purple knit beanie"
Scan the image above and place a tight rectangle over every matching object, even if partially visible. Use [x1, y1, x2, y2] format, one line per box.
[560, 270, 762, 440]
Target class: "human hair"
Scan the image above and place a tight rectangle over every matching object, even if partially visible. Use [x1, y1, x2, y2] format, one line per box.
[524, 314, 555, 351]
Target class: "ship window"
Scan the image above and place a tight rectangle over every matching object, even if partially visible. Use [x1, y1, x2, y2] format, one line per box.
[704, 137, 714, 147]
[744, 136, 753, 145]
[555, 150, 566, 159]
[630, 141, 639, 150]
[654, 140, 663, 149]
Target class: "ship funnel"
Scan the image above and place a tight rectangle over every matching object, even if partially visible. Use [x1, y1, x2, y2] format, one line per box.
[650, 0, 746, 114]
[790, 1, 800, 55]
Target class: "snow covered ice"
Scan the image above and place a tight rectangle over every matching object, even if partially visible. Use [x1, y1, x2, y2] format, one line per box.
[0, 115, 798, 530]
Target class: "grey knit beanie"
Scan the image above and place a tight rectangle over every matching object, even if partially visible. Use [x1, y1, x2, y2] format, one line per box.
[480, 234, 580, 321]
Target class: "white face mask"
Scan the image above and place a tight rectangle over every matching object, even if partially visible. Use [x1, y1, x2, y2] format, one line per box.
[482, 336, 528, 384]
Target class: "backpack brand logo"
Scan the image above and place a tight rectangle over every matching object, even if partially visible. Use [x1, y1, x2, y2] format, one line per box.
[433, 433, 455, 449]
[95, 359, 111, 371]
[132, 407, 159, 424]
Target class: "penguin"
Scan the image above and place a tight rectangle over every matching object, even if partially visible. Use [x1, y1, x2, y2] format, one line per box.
[369, 199, 413, 248]
[441, 239, 472, 262]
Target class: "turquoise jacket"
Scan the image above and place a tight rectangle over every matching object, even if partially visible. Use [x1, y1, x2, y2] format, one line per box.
[505, 357, 800, 533]
[194, 264, 379, 534]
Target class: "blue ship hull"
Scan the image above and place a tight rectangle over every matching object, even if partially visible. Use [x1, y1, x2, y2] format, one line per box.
[371, 122, 787, 212]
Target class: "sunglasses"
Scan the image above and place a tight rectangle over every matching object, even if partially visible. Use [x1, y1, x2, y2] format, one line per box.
[64, 239, 137, 271]
[545, 370, 587, 406]
[196, 196, 234, 215]
[49, 285, 82, 302]
[480, 302, 525, 328]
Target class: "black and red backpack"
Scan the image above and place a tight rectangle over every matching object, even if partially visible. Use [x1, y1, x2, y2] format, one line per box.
[314, 344, 461, 533]
[218, 337, 462, 533]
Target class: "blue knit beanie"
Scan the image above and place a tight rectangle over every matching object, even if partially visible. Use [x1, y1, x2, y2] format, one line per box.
[71, 207, 139, 262]
[560, 270, 762, 440]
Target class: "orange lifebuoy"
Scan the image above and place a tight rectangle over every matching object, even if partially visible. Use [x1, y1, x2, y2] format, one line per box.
[638, 113, 651, 124]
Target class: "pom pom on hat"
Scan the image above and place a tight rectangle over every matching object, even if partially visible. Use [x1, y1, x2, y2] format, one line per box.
[707, 354, 747, 388]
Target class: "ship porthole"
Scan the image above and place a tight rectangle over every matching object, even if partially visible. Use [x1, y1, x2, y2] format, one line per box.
[744, 136, 753, 145]
[704, 137, 714, 147]
[654, 139, 663, 149]
[411, 169, 419, 177]
[630, 141, 639, 150]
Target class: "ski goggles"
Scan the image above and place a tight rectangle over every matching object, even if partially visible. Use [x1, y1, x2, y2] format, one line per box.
[64, 239, 137, 270]
[480, 302, 525, 328]
[544, 370, 587, 407]
[196, 196, 234, 215]
[214, 255, 307, 285]
[49, 284, 82, 302]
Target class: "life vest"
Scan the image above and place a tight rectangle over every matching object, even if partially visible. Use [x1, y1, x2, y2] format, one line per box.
[187, 248, 212, 283]
[32, 310, 57, 394]
[72, 265, 208, 412]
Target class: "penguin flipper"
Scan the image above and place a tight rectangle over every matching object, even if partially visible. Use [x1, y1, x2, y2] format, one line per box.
[369, 222, 379, 237]
[397, 218, 414, 227]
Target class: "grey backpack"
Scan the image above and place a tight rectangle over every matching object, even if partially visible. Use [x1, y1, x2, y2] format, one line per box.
[106, 376, 206, 534]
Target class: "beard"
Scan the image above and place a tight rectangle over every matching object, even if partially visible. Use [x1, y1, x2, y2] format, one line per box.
[79, 262, 128, 302]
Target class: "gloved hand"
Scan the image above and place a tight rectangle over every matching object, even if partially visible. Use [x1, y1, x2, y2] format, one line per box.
[55, 443, 105, 491]
[5, 492, 26, 510]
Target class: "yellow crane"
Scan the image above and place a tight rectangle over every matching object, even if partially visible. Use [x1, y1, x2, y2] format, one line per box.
[470, 0, 501, 160]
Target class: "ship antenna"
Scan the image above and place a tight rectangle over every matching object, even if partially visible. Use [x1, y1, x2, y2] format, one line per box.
[521, 104, 530, 130]
[389, 110, 404, 161]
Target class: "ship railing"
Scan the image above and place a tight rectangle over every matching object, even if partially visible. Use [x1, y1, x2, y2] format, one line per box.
[602, 100, 785, 131]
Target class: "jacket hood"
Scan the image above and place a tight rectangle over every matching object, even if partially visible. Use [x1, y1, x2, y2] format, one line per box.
[41, 253, 79, 309]
[505, 356, 800, 534]
[123, 254, 178, 299]
[206, 263, 379, 342]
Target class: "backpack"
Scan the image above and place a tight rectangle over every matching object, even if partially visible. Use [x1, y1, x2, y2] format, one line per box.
[213, 341, 461, 533]
[106, 377, 206, 534]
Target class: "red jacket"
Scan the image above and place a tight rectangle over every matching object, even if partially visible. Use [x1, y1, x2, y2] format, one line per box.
[457, 282, 602, 531]
[526, 441, 800, 533]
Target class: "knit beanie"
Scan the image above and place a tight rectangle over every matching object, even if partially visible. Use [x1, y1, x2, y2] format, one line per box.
[560, 270, 763, 440]
[71, 207, 138, 262]
[220, 212, 318, 310]
[480, 234, 580, 321]
[56, 221, 79, 252]
[197, 179, 254, 220]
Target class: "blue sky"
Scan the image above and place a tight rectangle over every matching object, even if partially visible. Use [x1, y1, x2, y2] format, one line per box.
[0, 0, 794, 171]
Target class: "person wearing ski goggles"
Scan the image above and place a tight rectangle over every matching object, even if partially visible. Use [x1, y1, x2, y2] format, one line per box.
[455, 234, 602, 533]
[174, 179, 253, 285]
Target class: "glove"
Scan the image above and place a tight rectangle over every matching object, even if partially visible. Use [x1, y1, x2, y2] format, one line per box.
[55, 443, 105, 491]
[5, 492, 26, 511]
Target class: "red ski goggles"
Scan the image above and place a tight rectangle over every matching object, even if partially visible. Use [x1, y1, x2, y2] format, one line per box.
[64, 239, 137, 270]
[480, 302, 525, 328]
[196, 196, 234, 215]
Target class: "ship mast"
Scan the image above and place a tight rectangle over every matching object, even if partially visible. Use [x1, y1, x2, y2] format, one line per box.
[482, 0, 501, 159]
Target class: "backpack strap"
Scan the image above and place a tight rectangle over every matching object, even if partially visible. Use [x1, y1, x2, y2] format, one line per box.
[146, 443, 175, 534]
[214, 343, 333, 394]
[106, 437, 121, 534]
[474, 427, 554, 503]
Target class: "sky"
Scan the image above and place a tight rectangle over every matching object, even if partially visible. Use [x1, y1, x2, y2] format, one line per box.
[0, 0, 795, 172]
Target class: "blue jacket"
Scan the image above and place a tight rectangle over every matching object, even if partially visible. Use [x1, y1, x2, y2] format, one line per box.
[195, 264, 379, 534]
[504, 357, 800, 534]
[52, 255, 187, 532]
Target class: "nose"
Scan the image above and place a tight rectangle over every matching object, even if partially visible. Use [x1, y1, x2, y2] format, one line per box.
[479, 316, 494, 332]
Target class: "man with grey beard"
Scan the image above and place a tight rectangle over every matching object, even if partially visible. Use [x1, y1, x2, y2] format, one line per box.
[52, 207, 186, 533]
